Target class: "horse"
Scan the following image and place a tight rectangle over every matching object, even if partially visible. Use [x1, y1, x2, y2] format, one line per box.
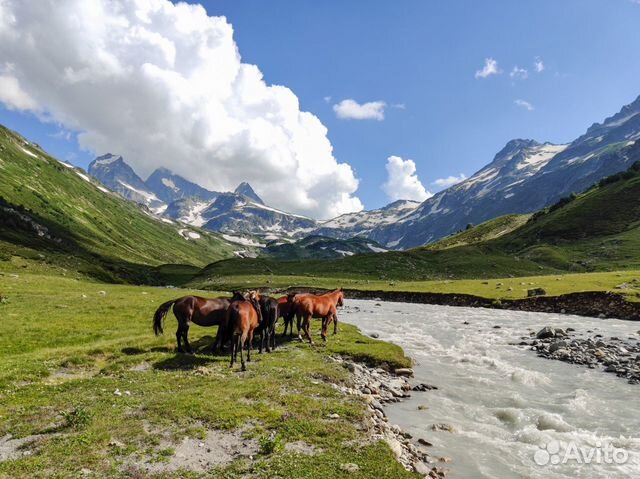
[278, 294, 297, 338]
[289, 289, 344, 344]
[153, 295, 230, 354]
[228, 291, 262, 371]
[256, 295, 279, 353]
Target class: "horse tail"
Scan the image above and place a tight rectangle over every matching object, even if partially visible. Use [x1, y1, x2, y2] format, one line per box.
[153, 298, 177, 336]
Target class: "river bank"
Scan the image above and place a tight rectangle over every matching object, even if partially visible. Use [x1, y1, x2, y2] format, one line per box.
[272, 287, 640, 321]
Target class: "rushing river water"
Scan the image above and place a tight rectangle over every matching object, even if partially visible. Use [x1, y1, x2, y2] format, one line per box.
[341, 300, 640, 479]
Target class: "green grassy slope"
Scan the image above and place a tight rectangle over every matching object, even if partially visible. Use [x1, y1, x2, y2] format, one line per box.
[0, 125, 233, 282]
[0, 273, 412, 479]
[189, 157, 640, 286]
[425, 214, 531, 251]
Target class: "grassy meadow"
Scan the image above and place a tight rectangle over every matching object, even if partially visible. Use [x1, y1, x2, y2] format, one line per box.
[0, 272, 413, 479]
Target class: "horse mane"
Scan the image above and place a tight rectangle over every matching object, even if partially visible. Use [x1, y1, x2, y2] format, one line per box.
[231, 291, 246, 302]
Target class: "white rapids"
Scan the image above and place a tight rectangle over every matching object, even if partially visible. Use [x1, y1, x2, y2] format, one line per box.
[341, 299, 640, 478]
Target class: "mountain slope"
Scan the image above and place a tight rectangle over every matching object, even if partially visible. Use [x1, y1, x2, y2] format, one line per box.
[201, 191, 316, 241]
[88, 154, 165, 212]
[261, 235, 387, 260]
[314, 200, 420, 240]
[145, 167, 218, 204]
[424, 214, 531, 251]
[190, 152, 640, 284]
[370, 95, 640, 249]
[0, 125, 233, 282]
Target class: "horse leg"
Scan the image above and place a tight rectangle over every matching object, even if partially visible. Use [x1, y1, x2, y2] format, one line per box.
[182, 323, 193, 354]
[176, 324, 184, 353]
[304, 316, 313, 345]
[333, 313, 338, 335]
[259, 329, 264, 354]
[230, 334, 236, 368]
[240, 333, 247, 371]
[321, 316, 328, 342]
[247, 330, 254, 362]
[297, 314, 304, 342]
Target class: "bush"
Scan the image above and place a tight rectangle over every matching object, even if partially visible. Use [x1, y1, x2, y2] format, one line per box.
[259, 432, 283, 455]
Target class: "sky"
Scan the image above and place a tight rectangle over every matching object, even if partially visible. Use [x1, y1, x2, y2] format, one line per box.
[1, 0, 639, 218]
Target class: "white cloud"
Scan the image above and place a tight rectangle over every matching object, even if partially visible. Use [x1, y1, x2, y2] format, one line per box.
[0, 73, 37, 111]
[475, 58, 500, 79]
[510, 66, 529, 80]
[382, 156, 432, 202]
[432, 174, 467, 189]
[515, 99, 535, 111]
[0, 0, 362, 219]
[333, 99, 386, 121]
[534, 57, 545, 73]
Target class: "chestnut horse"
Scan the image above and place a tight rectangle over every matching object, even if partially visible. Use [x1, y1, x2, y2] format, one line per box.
[290, 289, 344, 343]
[228, 291, 262, 371]
[153, 295, 230, 353]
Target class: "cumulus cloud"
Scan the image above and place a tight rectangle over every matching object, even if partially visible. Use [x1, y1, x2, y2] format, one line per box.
[534, 57, 545, 73]
[333, 99, 386, 121]
[515, 99, 535, 111]
[0, 0, 362, 219]
[510, 66, 529, 80]
[432, 174, 467, 189]
[382, 156, 432, 202]
[475, 58, 500, 79]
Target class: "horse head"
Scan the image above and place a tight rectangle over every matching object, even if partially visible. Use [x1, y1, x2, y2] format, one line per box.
[248, 290, 263, 323]
[231, 291, 246, 302]
[336, 288, 344, 307]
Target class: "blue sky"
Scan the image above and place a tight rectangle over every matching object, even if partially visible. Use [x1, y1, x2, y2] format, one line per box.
[1, 0, 640, 213]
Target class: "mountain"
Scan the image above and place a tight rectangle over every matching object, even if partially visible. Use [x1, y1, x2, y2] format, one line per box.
[0, 126, 233, 282]
[369, 95, 640, 249]
[145, 167, 218, 204]
[88, 154, 164, 212]
[234, 182, 263, 204]
[314, 200, 421, 240]
[200, 191, 316, 241]
[190, 151, 640, 285]
[261, 235, 388, 260]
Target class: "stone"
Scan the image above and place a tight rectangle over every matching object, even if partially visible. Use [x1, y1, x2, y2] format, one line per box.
[370, 333, 380, 339]
[340, 463, 360, 473]
[395, 368, 414, 377]
[527, 288, 546, 297]
[417, 438, 433, 446]
[549, 341, 568, 354]
[414, 460, 432, 475]
[385, 437, 404, 459]
[431, 423, 455, 433]
[536, 327, 555, 339]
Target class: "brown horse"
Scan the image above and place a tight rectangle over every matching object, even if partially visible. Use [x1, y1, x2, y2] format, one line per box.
[228, 291, 262, 371]
[153, 295, 230, 354]
[290, 289, 344, 343]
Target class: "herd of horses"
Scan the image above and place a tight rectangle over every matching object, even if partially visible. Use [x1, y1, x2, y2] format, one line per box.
[152, 288, 345, 370]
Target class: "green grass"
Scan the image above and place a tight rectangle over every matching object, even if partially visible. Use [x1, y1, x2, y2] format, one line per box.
[0, 125, 233, 283]
[424, 214, 532, 251]
[0, 272, 412, 479]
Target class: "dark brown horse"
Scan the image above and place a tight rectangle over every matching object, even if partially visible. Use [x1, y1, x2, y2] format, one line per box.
[278, 294, 296, 338]
[228, 291, 262, 371]
[256, 295, 279, 352]
[153, 295, 230, 353]
[290, 289, 344, 343]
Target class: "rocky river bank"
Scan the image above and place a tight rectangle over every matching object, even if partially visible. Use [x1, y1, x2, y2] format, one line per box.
[333, 356, 449, 478]
[523, 326, 640, 384]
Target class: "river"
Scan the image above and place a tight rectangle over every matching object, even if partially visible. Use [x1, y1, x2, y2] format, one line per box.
[342, 300, 640, 478]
